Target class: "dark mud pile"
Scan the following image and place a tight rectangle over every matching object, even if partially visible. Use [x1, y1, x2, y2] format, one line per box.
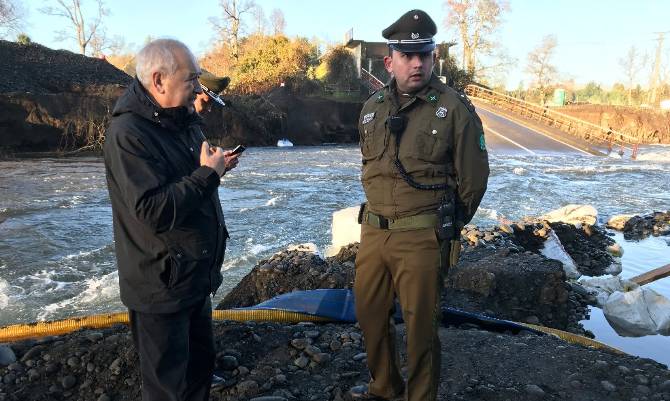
[0, 40, 131, 153]
[0, 40, 131, 95]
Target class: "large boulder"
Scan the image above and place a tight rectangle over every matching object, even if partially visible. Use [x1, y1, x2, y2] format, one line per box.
[606, 214, 635, 231]
[540, 204, 598, 226]
[445, 247, 572, 329]
[216, 246, 356, 309]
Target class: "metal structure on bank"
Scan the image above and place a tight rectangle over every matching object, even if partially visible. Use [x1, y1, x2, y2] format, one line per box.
[465, 85, 641, 159]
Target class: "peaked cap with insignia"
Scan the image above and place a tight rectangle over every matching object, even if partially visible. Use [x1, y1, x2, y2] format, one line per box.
[382, 9, 437, 53]
[199, 69, 231, 95]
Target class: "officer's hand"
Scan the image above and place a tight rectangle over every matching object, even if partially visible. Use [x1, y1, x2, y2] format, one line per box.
[200, 142, 227, 176]
[222, 150, 240, 173]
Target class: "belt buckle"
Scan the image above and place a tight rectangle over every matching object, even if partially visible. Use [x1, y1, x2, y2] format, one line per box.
[379, 216, 389, 230]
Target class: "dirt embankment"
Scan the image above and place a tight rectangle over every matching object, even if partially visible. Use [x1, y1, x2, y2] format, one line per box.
[0, 40, 362, 155]
[202, 90, 362, 148]
[557, 104, 670, 144]
[0, 40, 131, 153]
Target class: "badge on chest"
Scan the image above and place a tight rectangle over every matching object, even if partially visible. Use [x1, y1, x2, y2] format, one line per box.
[362, 112, 376, 125]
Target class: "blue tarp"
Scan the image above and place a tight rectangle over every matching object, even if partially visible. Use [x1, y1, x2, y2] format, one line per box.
[236, 289, 544, 336]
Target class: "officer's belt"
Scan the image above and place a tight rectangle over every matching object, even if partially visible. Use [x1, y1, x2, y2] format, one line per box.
[363, 210, 438, 230]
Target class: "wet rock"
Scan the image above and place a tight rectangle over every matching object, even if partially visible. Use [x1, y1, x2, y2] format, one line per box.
[601, 380, 617, 392]
[622, 211, 670, 240]
[290, 339, 309, 350]
[293, 355, 309, 369]
[109, 358, 122, 375]
[221, 355, 239, 370]
[524, 384, 545, 398]
[27, 368, 39, 381]
[607, 214, 634, 231]
[607, 243, 624, 257]
[61, 375, 77, 389]
[237, 379, 260, 397]
[0, 346, 16, 366]
[3, 372, 16, 384]
[66, 356, 80, 368]
[304, 330, 320, 339]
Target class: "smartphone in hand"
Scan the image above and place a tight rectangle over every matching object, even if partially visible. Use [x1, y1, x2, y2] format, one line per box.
[231, 145, 246, 155]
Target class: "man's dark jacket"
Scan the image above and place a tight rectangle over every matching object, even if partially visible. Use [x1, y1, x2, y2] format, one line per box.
[104, 78, 228, 314]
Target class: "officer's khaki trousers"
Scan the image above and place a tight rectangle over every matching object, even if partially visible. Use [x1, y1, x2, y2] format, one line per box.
[354, 224, 443, 401]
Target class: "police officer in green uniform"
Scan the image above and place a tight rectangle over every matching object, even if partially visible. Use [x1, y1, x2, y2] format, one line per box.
[352, 9, 489, 401]
[195, 70, 230, 115]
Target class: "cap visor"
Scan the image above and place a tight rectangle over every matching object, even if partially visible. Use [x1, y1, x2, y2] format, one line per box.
[390, 42, 436, 53]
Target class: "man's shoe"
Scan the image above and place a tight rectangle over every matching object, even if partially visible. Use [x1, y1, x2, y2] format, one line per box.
[349, 384, 390, 400]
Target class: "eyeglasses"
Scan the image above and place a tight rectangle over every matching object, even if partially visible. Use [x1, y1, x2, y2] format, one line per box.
[200, 84, 226, 107]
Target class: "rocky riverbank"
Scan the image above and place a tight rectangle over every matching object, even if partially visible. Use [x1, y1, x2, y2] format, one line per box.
[2, 211, 669, 400]
[218, 217, 620, 336]
[607, 211, 670, 241]
[1, 315, 669, 400]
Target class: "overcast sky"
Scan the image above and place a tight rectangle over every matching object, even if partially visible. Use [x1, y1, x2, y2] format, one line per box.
[17, 0, 670, 89]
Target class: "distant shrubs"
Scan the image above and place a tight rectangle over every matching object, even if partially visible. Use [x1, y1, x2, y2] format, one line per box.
[16, 33, 31, 45]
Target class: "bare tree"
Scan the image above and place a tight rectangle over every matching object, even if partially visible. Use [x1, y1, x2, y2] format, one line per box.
[90, 30, 126, 57]
[661, 48, 670, 86]
[210, 0, 258, 62]
[443, 0, 509, 76]
[618, 46, 647, 105]
[526, 35, 558, 104]
[252, 5, 266, 34]
[0, 0, 24, 38]
[40, 0, 108, 55]
[269, 8, 285, 36]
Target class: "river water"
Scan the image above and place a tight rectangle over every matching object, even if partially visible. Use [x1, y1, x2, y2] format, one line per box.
[0, 145, 669, 364]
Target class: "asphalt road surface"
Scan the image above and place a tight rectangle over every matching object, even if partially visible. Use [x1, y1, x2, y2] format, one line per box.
[474, 100, 601, 156]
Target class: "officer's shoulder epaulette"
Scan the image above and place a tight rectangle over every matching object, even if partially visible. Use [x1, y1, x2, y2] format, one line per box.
[441, 85, 476, 113]
[362, 89, 385, 109]
[455, 91, 476, 113]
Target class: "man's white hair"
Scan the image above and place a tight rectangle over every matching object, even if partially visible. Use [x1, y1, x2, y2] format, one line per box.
[135, 39, 194, 88]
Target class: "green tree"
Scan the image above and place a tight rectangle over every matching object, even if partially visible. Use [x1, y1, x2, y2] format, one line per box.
[318, 46, 358, 89]
[231, 34, 317, 94]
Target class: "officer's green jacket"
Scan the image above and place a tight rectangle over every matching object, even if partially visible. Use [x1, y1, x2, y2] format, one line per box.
[359, 74, 489, 225]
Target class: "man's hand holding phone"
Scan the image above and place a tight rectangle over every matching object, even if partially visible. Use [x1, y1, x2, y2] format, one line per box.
[200, 142, 240, 176]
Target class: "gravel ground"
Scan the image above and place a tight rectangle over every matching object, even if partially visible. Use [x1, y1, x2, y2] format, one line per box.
[1, 319, 668, 401]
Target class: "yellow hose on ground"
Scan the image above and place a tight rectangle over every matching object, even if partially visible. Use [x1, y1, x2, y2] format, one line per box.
[0, 310, 621, 356]
[519, 322, 624, 354]
[0, 310, 331, 343]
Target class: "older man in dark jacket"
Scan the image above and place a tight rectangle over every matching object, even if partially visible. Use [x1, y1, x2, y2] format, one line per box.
[104, 38, 239, 401]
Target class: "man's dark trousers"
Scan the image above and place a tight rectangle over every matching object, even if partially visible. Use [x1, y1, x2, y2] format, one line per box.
[129, 296, 215, 401]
